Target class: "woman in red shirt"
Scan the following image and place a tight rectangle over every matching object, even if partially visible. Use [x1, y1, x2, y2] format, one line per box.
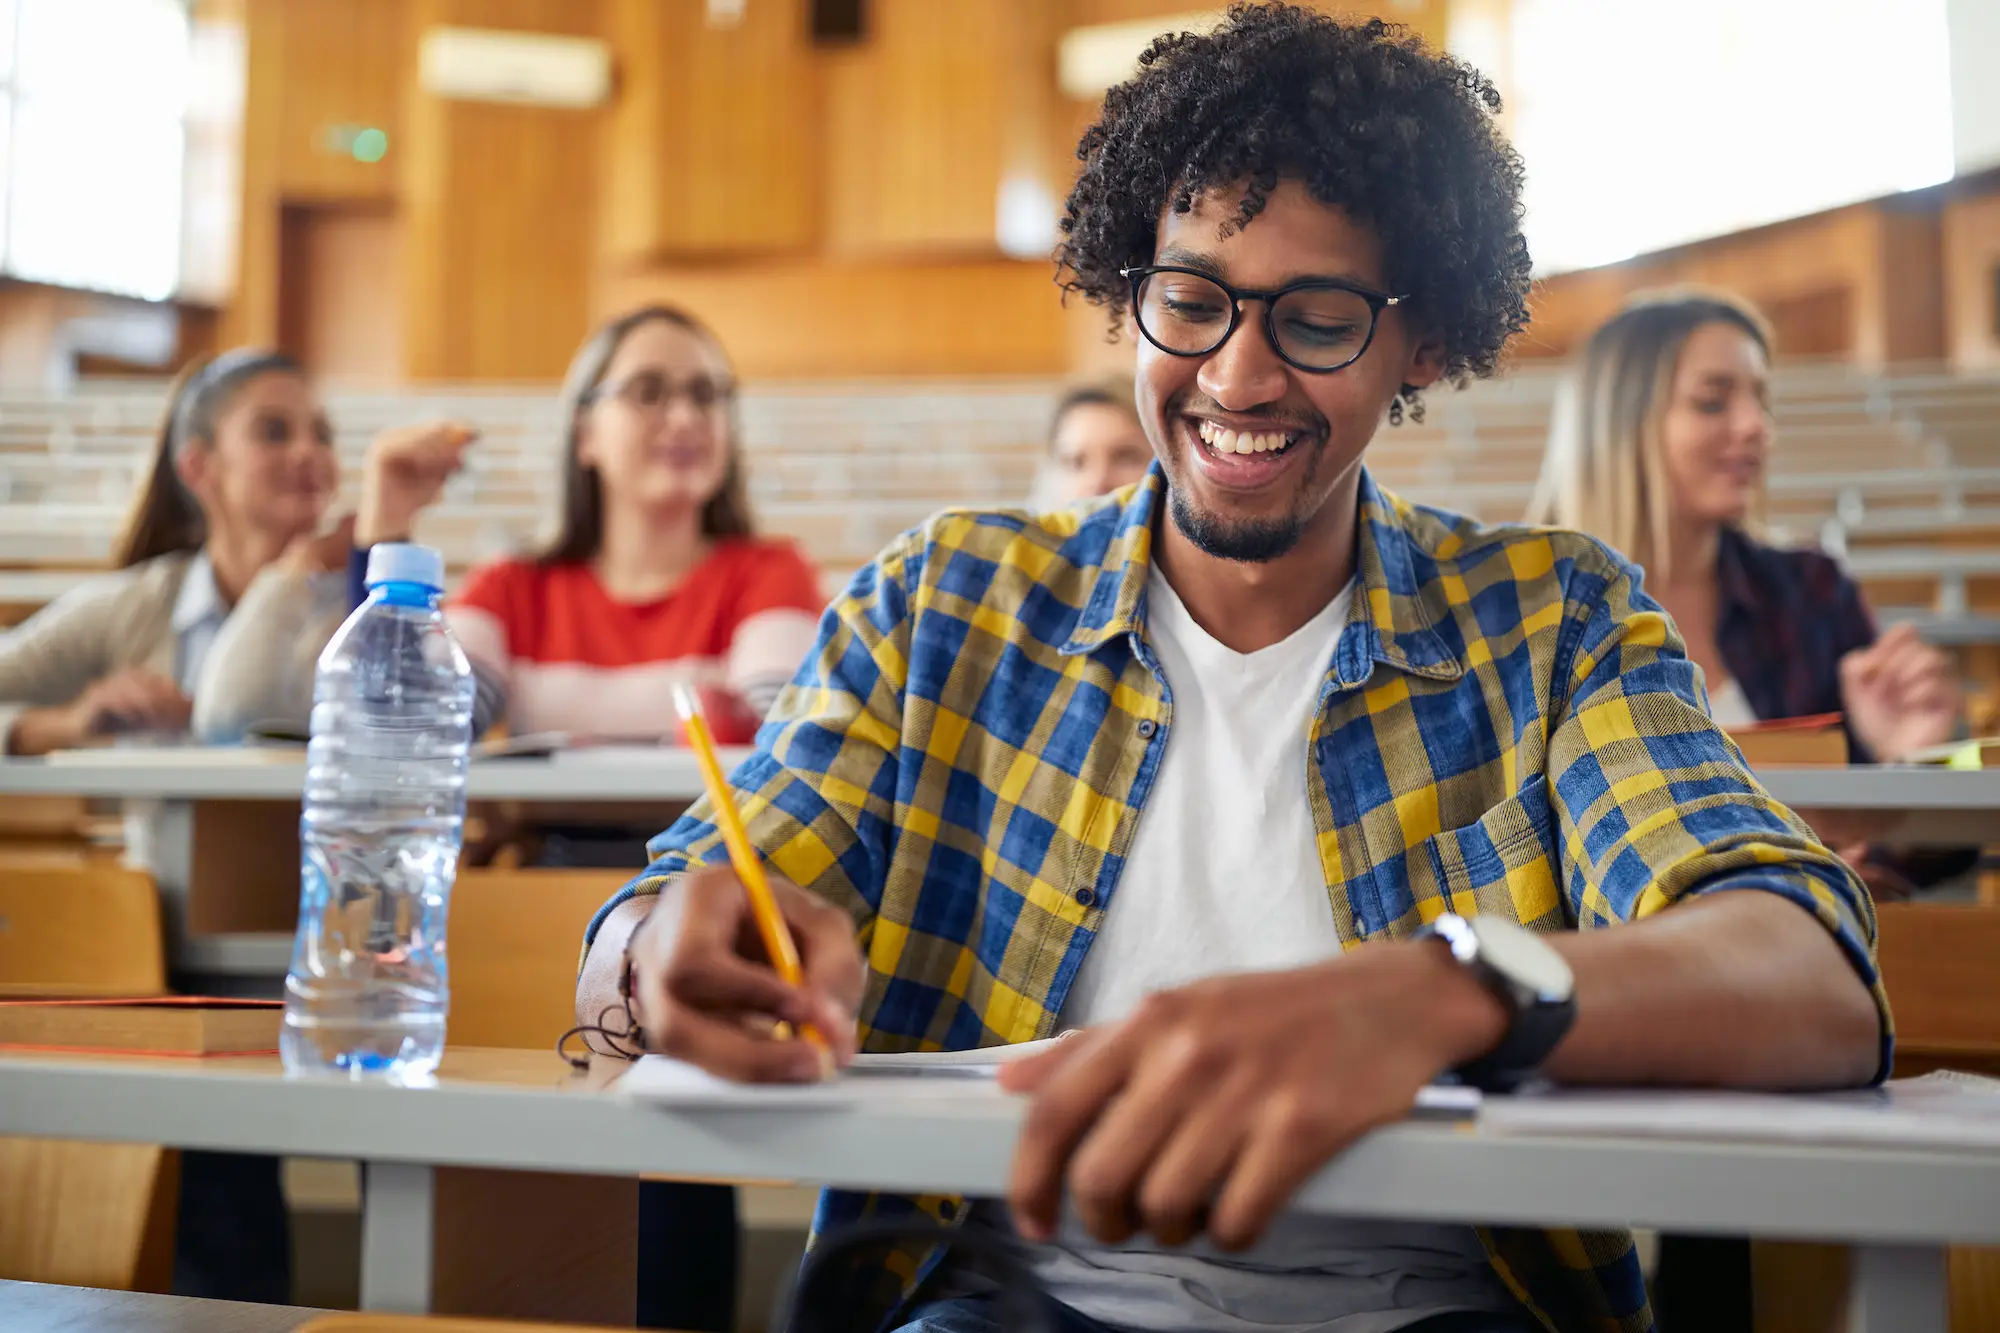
[361, 303, 825, 745]
[357, 304, 824, 1333]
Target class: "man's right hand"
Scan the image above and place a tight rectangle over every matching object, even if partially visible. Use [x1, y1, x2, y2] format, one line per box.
[355, 421, 478, 547]
[626, 864, 865, 1081]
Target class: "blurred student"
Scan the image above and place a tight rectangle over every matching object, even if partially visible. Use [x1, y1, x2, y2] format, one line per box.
[0, 349, 340, 1303]
[1529, 290, 1962, 894]
[354, 303, 823, 1333]
[1041, 376, 1155, 505]
[0, 350, 351, 755]
[358, 304, 824, 749]
[1529, 289, 1965, 1330]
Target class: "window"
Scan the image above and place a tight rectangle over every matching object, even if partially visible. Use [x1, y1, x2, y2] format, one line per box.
[1493, 0, 1956, 275]
[0, 0, 191, 301]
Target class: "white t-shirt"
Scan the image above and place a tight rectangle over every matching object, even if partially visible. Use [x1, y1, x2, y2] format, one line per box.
[1018, 567, 1518, 1333]
[1706, 676, 1758, 729]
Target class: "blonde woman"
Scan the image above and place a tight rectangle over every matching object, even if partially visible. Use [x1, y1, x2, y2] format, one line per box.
[1531, 289, 1968, 1332]
[1530, 290, 1959, 785]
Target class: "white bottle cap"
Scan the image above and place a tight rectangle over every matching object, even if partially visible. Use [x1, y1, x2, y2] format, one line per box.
[364, 542, 446, 591]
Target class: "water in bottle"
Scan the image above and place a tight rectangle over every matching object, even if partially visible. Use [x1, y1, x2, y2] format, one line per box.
[282, 543, 475, 1082]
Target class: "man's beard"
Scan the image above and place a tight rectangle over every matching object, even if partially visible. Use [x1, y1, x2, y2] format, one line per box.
[1164, 435, 1324, 563]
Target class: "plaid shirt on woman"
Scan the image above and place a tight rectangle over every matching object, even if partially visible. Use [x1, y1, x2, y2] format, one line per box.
[588, 466, 1890, 1333]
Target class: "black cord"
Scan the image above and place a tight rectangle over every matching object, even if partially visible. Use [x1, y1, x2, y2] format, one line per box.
[557, 1000, 647, 1071]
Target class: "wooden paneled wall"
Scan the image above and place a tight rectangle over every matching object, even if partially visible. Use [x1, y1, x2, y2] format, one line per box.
[203, 0, 1983, 383]
[400, 0, 601, 382]
[598, 0, 816, 262]
[1522, 195, 1959, 368]
[224, 0, 406, 352]
[1944, 186, 2000, 371]
[606, 256, 1070, 379]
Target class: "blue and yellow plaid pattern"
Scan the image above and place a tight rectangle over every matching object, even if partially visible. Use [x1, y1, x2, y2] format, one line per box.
[587, 465, 1890, 1333]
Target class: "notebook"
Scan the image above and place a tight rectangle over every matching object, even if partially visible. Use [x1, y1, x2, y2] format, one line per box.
[0, 996, 283, 1057]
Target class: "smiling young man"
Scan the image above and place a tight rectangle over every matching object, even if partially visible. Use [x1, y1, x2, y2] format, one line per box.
[577, 7, 1888, 1332]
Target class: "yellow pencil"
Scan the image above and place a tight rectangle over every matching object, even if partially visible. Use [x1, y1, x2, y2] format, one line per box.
[671, 683, 826, 1054]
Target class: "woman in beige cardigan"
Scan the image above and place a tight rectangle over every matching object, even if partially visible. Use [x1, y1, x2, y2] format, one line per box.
[0, 349, 397, 754]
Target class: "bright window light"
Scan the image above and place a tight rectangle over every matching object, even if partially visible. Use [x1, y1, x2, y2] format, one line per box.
[1500, 0, 1956, 275]
[1, 0, 190, 301]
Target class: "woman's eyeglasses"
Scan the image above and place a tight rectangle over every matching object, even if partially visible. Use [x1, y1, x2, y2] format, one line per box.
[587, 371, 735, 414]
[1121, 264, 1406, 374]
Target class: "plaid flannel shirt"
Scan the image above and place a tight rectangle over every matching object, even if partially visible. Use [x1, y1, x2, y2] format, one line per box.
[587, 466, 1890, 1333]
[1715, 526, 1878, 750]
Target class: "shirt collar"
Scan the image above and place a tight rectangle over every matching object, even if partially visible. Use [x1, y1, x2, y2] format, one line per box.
[171, 550, 228, 635]
[1059, 464, 1462, 684]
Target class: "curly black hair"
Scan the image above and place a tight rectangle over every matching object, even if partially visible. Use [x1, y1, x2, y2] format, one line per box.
[1055, 2, 1532, 420]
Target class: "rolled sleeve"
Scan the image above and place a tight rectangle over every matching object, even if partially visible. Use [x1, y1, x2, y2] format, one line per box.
[1548, 556, 1893, 1079]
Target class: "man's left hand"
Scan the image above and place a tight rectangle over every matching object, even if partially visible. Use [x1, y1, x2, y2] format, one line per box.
[1001, 942, 1506, 1251]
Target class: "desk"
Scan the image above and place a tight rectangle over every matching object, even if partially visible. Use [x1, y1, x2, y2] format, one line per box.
[0, 1278, 321, 1332]
[0, 748, 735, 803]
[1757, 766, 2000, 846]
[1, 1049, 1993, 1331]
[0, 749, 743, 975]
[3, 754, 1992, 975]
[1, 750, 1989, 835]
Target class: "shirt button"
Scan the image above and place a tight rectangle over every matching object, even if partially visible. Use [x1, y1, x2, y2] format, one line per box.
[1137, 720, 1157, 739]
[1075, 888, 1097, 908]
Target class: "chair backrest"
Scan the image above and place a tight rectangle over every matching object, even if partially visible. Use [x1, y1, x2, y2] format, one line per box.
[0, 862, 174, 1292]
[0, 863, 165, 998]
[446, 868, 629, 1051]
[1875, 903, 2000, 1062]
[0, 1139, 176, 1291]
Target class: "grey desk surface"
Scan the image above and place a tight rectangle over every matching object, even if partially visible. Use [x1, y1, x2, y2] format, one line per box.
[0, 1280, 321, 1333]
[5, 750, 2000, 825]
[2, 1049, 1998, 1249]
[0, 747, 736, 802]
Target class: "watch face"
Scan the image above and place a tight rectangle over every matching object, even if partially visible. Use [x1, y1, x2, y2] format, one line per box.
[1470, 917, 1574, 1000]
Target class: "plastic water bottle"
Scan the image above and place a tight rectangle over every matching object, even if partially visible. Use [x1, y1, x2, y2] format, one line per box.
[282, 544, 474, 1082]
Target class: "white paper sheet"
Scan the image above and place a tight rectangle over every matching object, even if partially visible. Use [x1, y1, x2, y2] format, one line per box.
[616, 1041, 1482, 1118]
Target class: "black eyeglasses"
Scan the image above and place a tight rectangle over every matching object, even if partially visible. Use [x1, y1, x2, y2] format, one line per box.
[585, 370, 735, 414]
[1121, 265, 1407, 374]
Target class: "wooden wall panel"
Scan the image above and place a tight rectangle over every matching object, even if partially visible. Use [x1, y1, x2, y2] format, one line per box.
[1944, 189, 2000, 371]
[823, 0, 1018, 255]
[269, 0, 406, 202]
[599, 258, 1068, 379]
[224, 0, 405, 351]
[400, 0, 603, 381]
[599, 0, 816, 261]
[1065, 1, 1450, 55]
[276, 204, 404, 385]
[1875, 204, 1948, 366]
[1522, 205, 1914, 366]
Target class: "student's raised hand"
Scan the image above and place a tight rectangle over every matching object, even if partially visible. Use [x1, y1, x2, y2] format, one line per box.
[355, 421, 478, 546]
[625, 863, 864, 1081]
[279, 513, 358, 577]
[1839, 624, 1960, 763]
[1002, 942, 1505, 1251]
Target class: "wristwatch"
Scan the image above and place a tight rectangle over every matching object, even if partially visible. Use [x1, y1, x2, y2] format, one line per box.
[1415, 913, 1577, 1091]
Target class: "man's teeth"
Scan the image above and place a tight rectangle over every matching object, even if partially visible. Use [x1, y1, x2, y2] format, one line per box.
[1196, 419, 1295, 455]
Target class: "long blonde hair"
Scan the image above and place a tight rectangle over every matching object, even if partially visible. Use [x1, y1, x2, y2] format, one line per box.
[113, 349, 305, 568]
[1526, 290, 1772, 581]
[538, 304, 755, 566]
